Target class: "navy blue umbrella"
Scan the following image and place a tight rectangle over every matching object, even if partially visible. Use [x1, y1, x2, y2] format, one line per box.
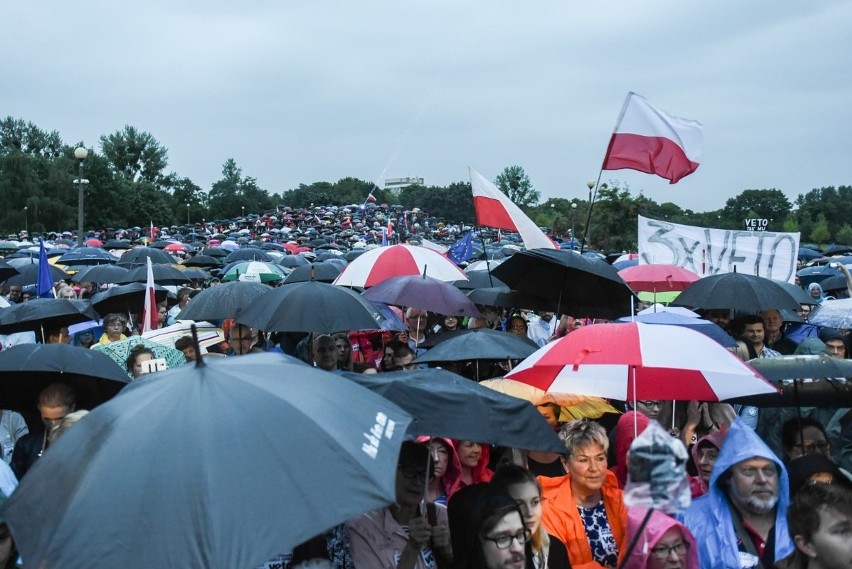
[616, 312, 737, 348]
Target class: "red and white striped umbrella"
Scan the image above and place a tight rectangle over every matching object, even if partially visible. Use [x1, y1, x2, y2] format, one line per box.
[333, 245, 467, 288]
[506, 322, 777, 402]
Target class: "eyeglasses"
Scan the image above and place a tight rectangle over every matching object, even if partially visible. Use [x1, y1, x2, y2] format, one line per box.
[794, 441, 830, 455]
[397, 464, 429, 481]
[638, 401, 663, 409]
[482, 529, 530, 549]
[651, 541, 689, 559]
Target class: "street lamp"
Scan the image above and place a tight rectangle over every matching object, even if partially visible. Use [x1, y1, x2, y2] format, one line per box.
[580, 179, 596, 253]
[186, 202, 190, 225]
[74, 147, 89, 247]
[571, 202, 578, 249]
[23, 206, 28, 234]
[241, 206, 245, 218]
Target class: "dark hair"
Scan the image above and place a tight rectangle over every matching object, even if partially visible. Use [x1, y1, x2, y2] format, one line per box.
[448, 484, 525, 569]
[492, 464, 540, 493]
[788, 481, 852, 541]
[174, 336, 194, 351]
[781, 417, 828, 452]
[126, 344, 156, 373]
[393, 343, 416, 360]
[740, 314, 765, 328]
[38, 383, 76, 409]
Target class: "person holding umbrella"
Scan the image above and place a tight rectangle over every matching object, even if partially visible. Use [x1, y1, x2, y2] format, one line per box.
[11, 383, 76, 479]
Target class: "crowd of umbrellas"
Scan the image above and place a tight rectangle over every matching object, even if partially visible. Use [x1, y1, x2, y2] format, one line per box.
[0, 233, 851, 568]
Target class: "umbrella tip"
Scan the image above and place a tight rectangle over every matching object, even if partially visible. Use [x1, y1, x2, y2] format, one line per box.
[190, 324, 205, 368]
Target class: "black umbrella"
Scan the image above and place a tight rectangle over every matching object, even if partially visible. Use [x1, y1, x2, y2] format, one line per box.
[342, 368, 564, 453]
[0, 260, 20, 282]
[199, 247, 229, 258]
[3, 352, 412, 569]
[90, 283, 170, 316]
[0, 343, 130, 412]
[817, 274, 849, 293]
[416, 328, 539, 361]
[70, 264, 130, 284]
[102, 239, 133, 250]
[345, 249, 366, 262]
[178, 281, 272, 321]
[282, 262, 342, 284]
[237, 281, 385, 333]
[277, 255, 310, 269]
[224, 247, 272, 263]
[453, 271, 508, 290]
[117, 264, 192, 286]
[672, 272, 802, 313]
[491, 248, 636, 319]
[771, 279, 816, 305]
[182, 254, 222, 268]
[2, 262, 68, 287]
[56, 247, 119, 266]
[116, 248, 175, 267]
[0, 299, 100, 336]
[182, 268, 212, 280]
[726, 354, 852, 407]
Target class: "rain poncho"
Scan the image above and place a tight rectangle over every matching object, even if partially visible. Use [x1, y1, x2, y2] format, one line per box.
[623, 508, 699, 569]
[807, 282, 827, 304]
[681, 418, 794, 569]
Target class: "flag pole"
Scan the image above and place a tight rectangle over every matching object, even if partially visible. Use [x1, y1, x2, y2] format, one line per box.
[478, 230, 494, 288]
[579, 171, 604, 254]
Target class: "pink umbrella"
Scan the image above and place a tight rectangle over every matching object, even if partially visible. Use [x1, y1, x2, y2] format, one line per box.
[617, 264, 699, 292]
[163, 242, 187, 252]
[333, 244, 467, 288]
[85, 238, 104, 248]
[506, 322, 777, 402]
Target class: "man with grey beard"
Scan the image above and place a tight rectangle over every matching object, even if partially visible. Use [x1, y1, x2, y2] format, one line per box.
[683, 419, 795, 569]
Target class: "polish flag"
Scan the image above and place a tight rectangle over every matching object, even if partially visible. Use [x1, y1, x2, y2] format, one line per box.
[386, 220, 394, 238]
[141, 257, 158, 333]
[469, 168, 556, 250]
[602, 92, 703, 184]
[366, 192, 377, 203]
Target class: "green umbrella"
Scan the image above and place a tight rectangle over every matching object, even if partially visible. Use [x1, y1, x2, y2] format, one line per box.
[222, 261, 287, 283]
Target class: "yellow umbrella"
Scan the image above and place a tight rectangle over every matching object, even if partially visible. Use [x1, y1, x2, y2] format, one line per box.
[479, 377, 621, 421]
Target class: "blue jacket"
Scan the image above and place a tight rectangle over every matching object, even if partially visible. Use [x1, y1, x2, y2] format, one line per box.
[681, 419, 794, 569]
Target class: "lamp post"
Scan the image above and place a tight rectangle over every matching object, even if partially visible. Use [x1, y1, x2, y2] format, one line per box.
[187, 202, 190, 225]
[580, 179, 595, 253]
[74, 147, 89, 247]
[571, 201, 578, 249]
[23, 206, 28, 234]
[241, 206, 245, 218]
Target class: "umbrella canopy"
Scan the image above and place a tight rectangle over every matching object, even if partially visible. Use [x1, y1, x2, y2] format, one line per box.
[363, 274, 481, 317]
[238, 281, 385, 334]
[809, 298, 852, 329]
[478, 378, 620, 420]
[617, 264, 699, 292]
[616, 312, 738, 348]
[70, 264, 130, 284]
[0, 299, 101, 336]
[505, 322, 778, 401]
[415, 328, 539, 362]
[142, 320, 225, 353]
[117, 248, 176, 267]
[0, 343, 130, 412]
[454, 271, 508, 290]
[90, 283, 170, 317]
[102, 239, 133, 250]
[2, 262, 68, 287]
[817, 274, 849, 292]
[178, 281, 272, 321]
[333, 244, 467, 288]
[162, 242, 187, 253]
[725, 354, 852, 407]
[277, 254, 310, 269]
[199, 247, 229, 258]
[182, 254, 222, 268]
[491, 248, 636, 319]
[282, 262, 342, 284]
[771, 279, 816, 305]
[0, 260, 20, 282]
[672, 271, 802, 313]
[84, 238, 104, 247]
[56, 247, 119, 266]
[341, 368, 564, 453]
[222, 261, 287, 283]
[90, 336, 186, 373]
[3, 353, 411, 569]
[224, 247, 272, 263]
[117, 264, 192, 286]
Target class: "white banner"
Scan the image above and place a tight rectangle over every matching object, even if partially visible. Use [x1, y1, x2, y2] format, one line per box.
[637, 215, 800, 282]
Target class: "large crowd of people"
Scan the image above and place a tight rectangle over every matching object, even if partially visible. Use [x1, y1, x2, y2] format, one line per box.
[0, 203, 851, 569]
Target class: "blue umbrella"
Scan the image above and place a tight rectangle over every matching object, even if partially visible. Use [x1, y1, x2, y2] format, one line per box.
[57, 247, 120, 266]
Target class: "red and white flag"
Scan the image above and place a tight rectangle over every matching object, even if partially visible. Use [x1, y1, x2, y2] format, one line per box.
[602, 92, 703, 184]
[141, 257, 158, 333]
[469, 168, 556, 250]
[366, 191, 377, 203]
[150, 221, 159, 240]
[386, 220, 394, 239]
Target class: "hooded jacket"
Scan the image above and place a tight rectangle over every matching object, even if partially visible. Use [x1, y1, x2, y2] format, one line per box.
[445, 440, 492, 500]
[611, 411, 650, 488]
[688, 427, 728, 498]
[681, 419, 794, 569]
[623, 508, 699, 569]
[539, 469, 627, 569]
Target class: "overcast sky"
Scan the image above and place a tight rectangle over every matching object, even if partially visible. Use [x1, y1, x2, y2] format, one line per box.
[4, 1, 851, 213]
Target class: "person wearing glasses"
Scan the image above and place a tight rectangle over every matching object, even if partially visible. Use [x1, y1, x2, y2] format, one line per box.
[448, 483, 528, 569]
[347, 442, 451, 569]
[623, 509, 697, 569]
[781, 418, 833, 463]
[683, 418, 794, 569]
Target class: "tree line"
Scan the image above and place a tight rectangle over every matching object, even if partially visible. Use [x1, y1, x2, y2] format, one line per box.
[2, 117, 850, 252]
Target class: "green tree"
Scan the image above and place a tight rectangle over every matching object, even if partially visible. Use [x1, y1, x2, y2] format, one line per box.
[811, 214, 831, 244]
[207, 159, 274, 219]
[836, 224, 852, 245]
[495, 165, 540, 208]
[722, 189, 791, 229]
[99, 125, 170, 186]
[398, 182, 475, 223]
